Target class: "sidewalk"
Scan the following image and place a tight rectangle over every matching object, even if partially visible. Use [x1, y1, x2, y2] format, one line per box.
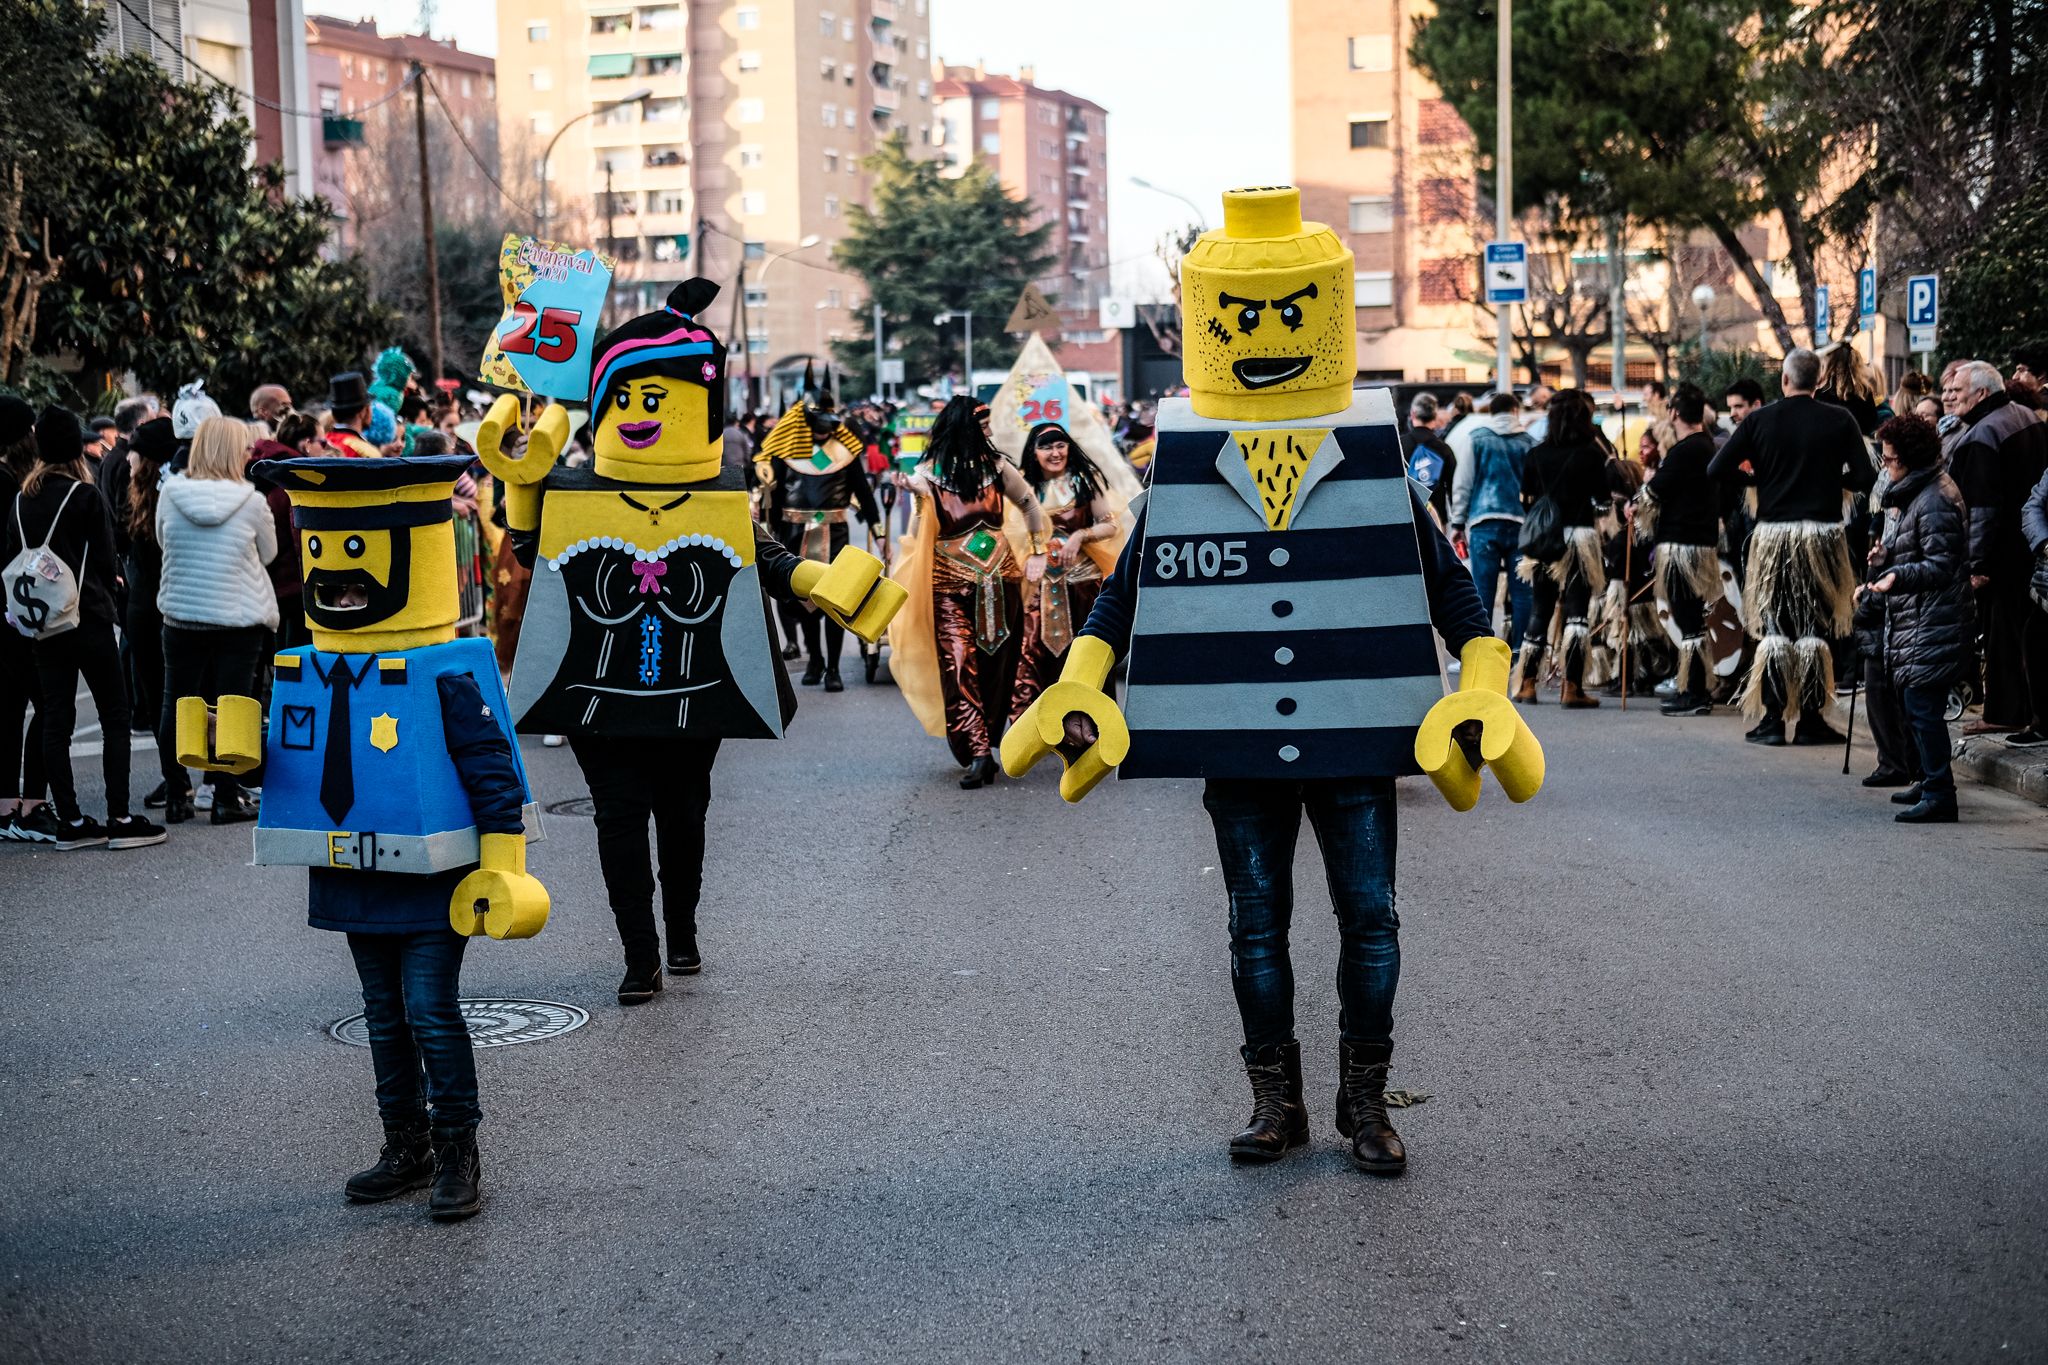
[1952, 726, 2048, 808]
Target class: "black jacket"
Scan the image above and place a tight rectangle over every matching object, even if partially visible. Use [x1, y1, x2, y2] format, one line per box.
[1707, 395, 1876, 524]
[4, 472, 121, 628]
[1947, 392, 2048, 579]
[1645, 432, 1721, 547]
[1403, 425, 1457, 524]
[1522, 439, 1610, 529]
[1878, 466, 1974, 691]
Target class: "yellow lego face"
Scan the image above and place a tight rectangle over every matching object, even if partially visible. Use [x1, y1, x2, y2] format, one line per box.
[1180, 187, 1356, 421]
[299, 521, 458, 642]
[593, 375, 720, 482]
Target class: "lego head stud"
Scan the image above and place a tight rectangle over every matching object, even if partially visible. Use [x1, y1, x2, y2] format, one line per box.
[588, 277, 729, 484]
[1180, 186, 1355, 422]
[258, 454, 478, 654]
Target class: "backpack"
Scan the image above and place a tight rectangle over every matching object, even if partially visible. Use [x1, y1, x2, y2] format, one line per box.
[1516, 454, 1567, 562]
[5, 481, 85, 640]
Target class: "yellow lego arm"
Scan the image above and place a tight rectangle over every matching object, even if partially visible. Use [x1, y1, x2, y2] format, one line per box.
[474, 393, 568, 498]
[173, 695, 264, 775]
[999, 634, 1130, 802]
[790, 545, 910, 644]
[449, 832, 551, 940]
[1412, 637, 1546, 812]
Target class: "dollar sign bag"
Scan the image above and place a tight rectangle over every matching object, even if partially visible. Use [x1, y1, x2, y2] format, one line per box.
[5, 481, 84, 640]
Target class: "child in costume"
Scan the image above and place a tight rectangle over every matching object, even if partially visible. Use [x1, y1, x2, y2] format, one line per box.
[1007, 421, 1125, 725]
[1005, 187, 1545, 1176]
[756, 365, 882, 692]
[177, 453, 549, 1221]
[886, 396, 1048, 789]
[474, 279, 903, 1004]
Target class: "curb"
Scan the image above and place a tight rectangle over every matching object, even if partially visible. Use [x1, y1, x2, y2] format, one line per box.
[1952, 729, 2048, 808]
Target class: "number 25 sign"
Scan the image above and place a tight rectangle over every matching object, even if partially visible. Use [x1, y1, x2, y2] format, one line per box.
[478, 234, 617, 400]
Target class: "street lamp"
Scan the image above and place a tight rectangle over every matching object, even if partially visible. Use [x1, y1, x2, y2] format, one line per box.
[1691, 283, 1716, 354]
[1129, 176, 1209, 230]
[742, 234, 825, 408]
[934, 309, 974, 393]
[537, 86, 653, 234]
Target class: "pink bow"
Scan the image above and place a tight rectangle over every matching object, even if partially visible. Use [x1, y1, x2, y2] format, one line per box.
[631, 560, 667, 594]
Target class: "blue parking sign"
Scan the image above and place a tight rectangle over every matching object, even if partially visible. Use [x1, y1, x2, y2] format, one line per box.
[1858, 268, 1877, 319]
[1907, 274, 1939, 328]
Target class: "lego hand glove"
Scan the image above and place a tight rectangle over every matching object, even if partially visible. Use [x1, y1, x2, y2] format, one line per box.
[789, 546, 908, 643]
[1413, 637, 1545, 812]
[450, 833, 551, 940]
[174, 695, 264, 776]
[1000, 635, 1130, 802]
[474, 394, 567, 534]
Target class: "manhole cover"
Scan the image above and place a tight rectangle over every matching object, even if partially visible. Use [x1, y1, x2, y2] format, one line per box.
[328, 998, 590, 1049]
[544, 797, 595, 818]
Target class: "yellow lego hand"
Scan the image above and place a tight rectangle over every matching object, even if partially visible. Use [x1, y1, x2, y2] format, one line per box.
[173, 695, 264, 775]
[791, 546, 909, 643]
[449, 833, 551, 940]
[473, 394, 567, 488]
[1412, 637, 1546, 812]
[999, 635, 1130, 802]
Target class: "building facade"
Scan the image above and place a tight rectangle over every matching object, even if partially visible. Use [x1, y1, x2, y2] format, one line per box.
[933, 64, 1119, 389]
[494, 0, 940, 410]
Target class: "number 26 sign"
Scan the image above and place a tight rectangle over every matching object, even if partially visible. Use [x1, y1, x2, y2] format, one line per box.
[478, 234, 617, 400]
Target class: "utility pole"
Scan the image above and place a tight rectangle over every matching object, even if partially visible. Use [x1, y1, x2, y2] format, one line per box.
[603, 164, 617, 326]
[873, 300, 885, 401]
[963, 310, 974, 394]
[412, 62, 444, 388]
[737, 257, 754, 414]
[1494, 0, 1513, 390]
[1609, 215, 1627, 394]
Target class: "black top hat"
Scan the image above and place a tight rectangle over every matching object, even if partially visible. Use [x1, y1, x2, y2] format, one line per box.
[327, 371, 370, 414]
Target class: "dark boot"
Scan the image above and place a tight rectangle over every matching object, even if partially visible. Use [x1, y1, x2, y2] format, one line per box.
[823, 668, 844, 693]
[1890, 785, 1925, 806]
[801, 657, 825, 686]
[665, 925, 701, 975]
[1334, 1040, 1406, 1176]
[1512, 646, 1542, 704]
[1228, 1041, 1309, 1163]
[1744, 717, 1787, 746]
[958, 754, 997, 789]
[1660, 690, 1710, 716]
[1558, 680, 1601, 709]
[1894, 794, 1959, 824]
[428, 1130, 482, 1221]
[344, 1122, 434, 1203]
[1793, 713, 1847, 745]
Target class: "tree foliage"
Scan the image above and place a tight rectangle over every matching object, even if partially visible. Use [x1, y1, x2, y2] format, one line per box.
[829, 133, 1055, 393]
[1937, 178, 2048, 370]
[16, 29, 396, 409]
[0, 0, 98, 387]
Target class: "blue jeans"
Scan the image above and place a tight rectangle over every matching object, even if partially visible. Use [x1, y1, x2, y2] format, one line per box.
[1202, 777, 1401, 1048]
[1466, 519, 1532, 647]
[345, 929, 479, 1135]
[1898, 682, 1956, 800]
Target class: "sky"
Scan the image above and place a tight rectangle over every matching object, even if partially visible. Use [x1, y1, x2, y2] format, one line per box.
[339, 0, 1292, 300]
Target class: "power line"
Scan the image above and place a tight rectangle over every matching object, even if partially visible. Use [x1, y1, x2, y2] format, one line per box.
[420, 70, 540, 221]
[107, 0, 415, 120]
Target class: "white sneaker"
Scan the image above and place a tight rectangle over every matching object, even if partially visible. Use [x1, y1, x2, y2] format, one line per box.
[542, 734, 566, 748]
[194, 787, 215, 811]
[1654, 678, 1678, 696]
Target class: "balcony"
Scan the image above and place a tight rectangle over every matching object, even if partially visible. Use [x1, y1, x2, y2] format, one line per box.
[322, 114, 364, 147]
[871, 0, 898, 22]
[870, 34, 894, 68]
[1065, 110, 1089, 137]
[643, 146, 687, 169]
[871, 82, 899, 113]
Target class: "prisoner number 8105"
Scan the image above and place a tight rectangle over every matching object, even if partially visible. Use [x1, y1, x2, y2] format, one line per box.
[1153, 539, 1249, 580]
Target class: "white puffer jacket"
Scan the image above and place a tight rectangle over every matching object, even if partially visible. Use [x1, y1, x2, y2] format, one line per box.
[156, 472, 280, 629]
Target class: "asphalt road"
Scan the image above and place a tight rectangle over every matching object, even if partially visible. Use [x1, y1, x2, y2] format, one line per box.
[2, 665, 2043, 1364]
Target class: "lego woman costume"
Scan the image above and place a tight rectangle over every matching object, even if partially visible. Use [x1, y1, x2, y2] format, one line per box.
[887, 396, 1048, 788]
[475, 280, 902, 1003]
[176, 453, 550, 1222]
[1006, 422, 1125, 725]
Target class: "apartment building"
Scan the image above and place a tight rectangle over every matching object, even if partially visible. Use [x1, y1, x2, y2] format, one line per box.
[933, 64, 1118, 387]
[495, 0, 940, 408]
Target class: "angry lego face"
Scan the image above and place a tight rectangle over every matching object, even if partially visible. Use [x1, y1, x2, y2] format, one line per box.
[1180, 187, 1356, 422]
[593, 375, 721, 482]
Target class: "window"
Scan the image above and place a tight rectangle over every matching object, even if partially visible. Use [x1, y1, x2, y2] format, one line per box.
[743, 240, 765, 262]
[739, 144, 765, 166]
[639, 53, 683, 76]
[744, 285, 769, 308]
[637, 4, 682, 29]
[735, 5, 759, 29]
[915, 36, 927, 57]
[820, 11, 836, 35]
[842, 18, 855, 39]
[460, 75, 473, 97]
[1419, 258, 1470, 304]
[1416, 178, 1469, 225]
[642, 97, 685, 123]
[842, 107, 857, 128]
[737, 98, 765, 123]
[1354, 270, 1394, 308]
[1348, 195, 1393, 233]
[1348, 35, 1394, 71]
[822, 102, 837, 126]
[319, 86, 340, 113]
[826, 288, 841, 307]
[375, 61, 388, 82]
[590, 12, 630, 33]
[648, 190, 687, 214]
[1424, 368, 1470, 383]
[979, 98, 999, 118]
[824, 148, 839, 173]
[739, 191, 766, 216]
[1349, 118, 1389, 149]
[485, 76, 494, 97]
[644, 145, 685, 166]
[341, 55, 352, 77]
[747, 337, 769, 355]
[915, 0, 926, 13]
[529, 111, 553, 134]
[526, 21, 548, 41]
[824, 194, 839, 217]
[1417, 98, 1467, 145]
[916, 79, 929, 98]
[529, 68, 552, 90]
[587, 53, 634, 77]
[594, 100, 636, 126]
[980, 132, 1000, 155]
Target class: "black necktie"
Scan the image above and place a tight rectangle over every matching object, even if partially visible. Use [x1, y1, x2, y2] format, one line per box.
[318, 655, 363, 825]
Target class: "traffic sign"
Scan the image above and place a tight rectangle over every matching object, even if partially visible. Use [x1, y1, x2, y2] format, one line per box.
[1907, 274, 1939, 328]
[1098, 297, 1136, 330]
[1858, 268, 1876, 319]
[1814, 285, 1830, 345]
[1909, 327, 1937, 354]
[878, 358, 905, 385]
[1483, 241, 1528, 304]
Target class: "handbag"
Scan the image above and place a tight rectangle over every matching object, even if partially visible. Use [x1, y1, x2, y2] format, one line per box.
[1516, 454, 1566, 562]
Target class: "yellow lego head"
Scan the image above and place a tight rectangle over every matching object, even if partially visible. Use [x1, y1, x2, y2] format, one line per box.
[259, 455, 472, 653]
[588, 277, 728, 484]
[1180, 187, 1355, 421]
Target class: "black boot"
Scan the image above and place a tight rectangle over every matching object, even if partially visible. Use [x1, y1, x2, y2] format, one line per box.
[801, 658, 825, 686]
[1744, 717, 1787, 746]
[1894, 793, 1959, 824]
[665, 926, 701, 975]
[1228, 1041, 1309, 1163]
[823, 668, 844, 693]
[344, 1122, 434, 1203]
[1334, 1040, 1407, 1176]
[428, 1130, 482, 1221]
[209, 788, 259, 824]
[1660, 690, 1710, 716]
[1793, 713, 1847, 746]
[618, 958, 665, 1004]
[958, 754, 997, 789]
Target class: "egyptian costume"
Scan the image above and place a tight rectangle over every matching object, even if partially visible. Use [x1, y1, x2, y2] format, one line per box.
[175, 454, 549, 1220]
[477, 280, 901, 1001]
[1006, 424, 1126, 725]
[757, 370, 882, 689]
[887, 398, 1047, 786]
[1003, 189, 1544, 1177]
